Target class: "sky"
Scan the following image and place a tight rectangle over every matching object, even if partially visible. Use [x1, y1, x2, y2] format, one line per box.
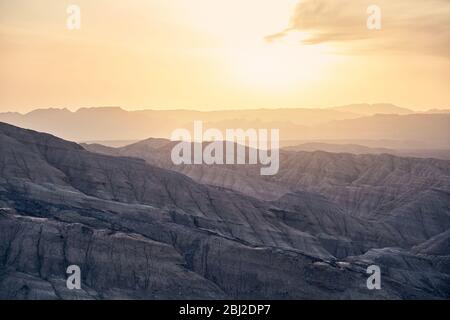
[0, 0, 449, 113]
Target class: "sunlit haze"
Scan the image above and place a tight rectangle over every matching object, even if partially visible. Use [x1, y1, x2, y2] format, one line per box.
[0, 0, 449, 112]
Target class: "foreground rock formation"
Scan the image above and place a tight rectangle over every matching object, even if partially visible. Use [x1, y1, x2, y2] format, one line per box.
[1, 122, 449, 299]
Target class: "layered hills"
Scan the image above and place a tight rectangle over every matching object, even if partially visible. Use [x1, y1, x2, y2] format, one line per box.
[0, 122, 449, 299]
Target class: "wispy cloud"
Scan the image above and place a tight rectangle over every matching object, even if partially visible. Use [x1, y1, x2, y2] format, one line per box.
[266, 0, 450, 56]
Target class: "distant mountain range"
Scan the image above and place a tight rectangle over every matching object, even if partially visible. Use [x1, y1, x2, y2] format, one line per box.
[1, 122, 450, 299]
[330, 103, 414, 115]
[1, 104, 449, 148]
[283, 142, 450, 160]
[203, 114, 450, 149]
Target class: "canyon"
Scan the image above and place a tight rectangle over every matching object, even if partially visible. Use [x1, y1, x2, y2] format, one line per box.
[0, 121, 449, 299]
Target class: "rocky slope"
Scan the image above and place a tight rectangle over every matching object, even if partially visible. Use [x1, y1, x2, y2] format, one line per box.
[84, 139, 450, 223]
[1, 122, 449, 299]
[283, 143, 450, 160]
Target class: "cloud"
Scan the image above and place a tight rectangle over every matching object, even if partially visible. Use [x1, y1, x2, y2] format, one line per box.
[267, 0, 450, 56]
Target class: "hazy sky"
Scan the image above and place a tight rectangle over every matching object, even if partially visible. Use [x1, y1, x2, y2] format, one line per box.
[0, 0, 449, 112]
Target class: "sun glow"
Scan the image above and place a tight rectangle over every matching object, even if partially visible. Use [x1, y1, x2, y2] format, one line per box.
[226, 39, 335, 91]
[2, 0, 447, 112]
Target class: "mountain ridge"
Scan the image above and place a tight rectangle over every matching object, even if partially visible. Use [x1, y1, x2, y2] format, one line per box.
[1, 122, 449, 299]
[1, 105, 449, 148]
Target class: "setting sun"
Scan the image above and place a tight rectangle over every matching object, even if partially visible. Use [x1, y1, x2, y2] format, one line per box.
[225, 40, 335, 91]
